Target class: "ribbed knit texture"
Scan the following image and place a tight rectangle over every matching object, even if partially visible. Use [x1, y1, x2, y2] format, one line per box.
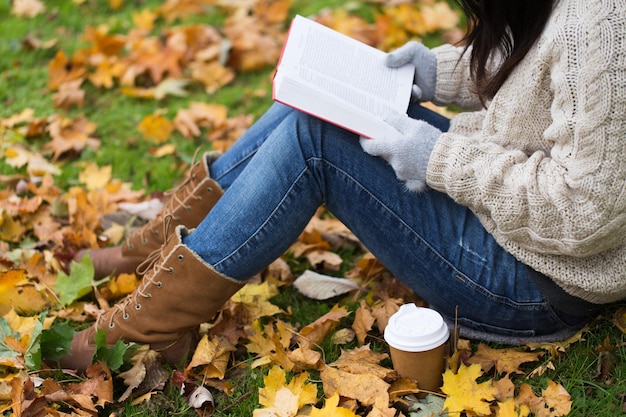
[426, 0, 626, 304]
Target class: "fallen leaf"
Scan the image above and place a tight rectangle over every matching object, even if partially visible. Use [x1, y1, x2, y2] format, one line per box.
[466, 343, 544, 375]
[293, 270, 360, 300]
[441, 363, 498, 417]
[0, 270, 51, 315]
[309, 392, 358, 417]
[352, 301, 375, 345]
[137, 113, 175, 143]
[11, 0, 45, 17]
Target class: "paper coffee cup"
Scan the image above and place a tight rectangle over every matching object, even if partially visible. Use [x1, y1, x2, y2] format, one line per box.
[384, 304, 449, 393]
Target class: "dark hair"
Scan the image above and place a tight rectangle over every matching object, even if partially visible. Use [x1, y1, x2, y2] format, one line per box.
[453, 0, 555, 101]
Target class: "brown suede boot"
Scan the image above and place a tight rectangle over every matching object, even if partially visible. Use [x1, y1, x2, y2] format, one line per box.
[60, 225, 244, 373]
[77, 152, 223, 279]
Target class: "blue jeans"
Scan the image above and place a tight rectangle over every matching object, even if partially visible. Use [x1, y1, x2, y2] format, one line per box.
[184, 103, 588, 341]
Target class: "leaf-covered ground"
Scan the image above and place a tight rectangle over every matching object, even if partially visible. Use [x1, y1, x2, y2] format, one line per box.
[1, 0, 625, 416]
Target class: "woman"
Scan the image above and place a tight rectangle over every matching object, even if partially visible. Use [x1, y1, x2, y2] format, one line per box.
[61, 0, 626, 372]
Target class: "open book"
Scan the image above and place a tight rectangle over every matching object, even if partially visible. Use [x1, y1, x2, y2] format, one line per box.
[272, 15, 414, 140]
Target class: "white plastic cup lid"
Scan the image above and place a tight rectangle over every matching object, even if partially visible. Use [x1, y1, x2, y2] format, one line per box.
[384, 304, 449, 352]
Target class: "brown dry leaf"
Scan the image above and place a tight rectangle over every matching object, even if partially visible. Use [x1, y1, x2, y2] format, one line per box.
[186, 335, 236, 379]
[82, 26, 127, 57]
[189, 61, 235, 94]
[526, 326, 587, 359]
[388, 378, 421, 404]
[11, 0, 45, 17]
[287, 344, 323, 372]
[352, 300, 375, 345]
[306, 249, 343, 271]
[157, 0, 213, 22]
[516, 383, 546, 416]
[345, 252, 386, 281]
[137, 113, 174, 143]
[48, 51, 86, 91]
[612, 306, 626, 333]
[45, 115, 100, 159]
[466, 343, 544, 375]
[441, 363, 498, 417]
[174, 102, 228, 138]
[371, 297, 402, 333]
[330, 345, 395, 381]
[52, 362, 114, 411]
[52, 79, 85, 109]
[223, 15, 285, 72]
[320, 364, 390, 407]
[315, 9, 380, 46]
[542, 381, 572, 417]
[254, 0, 293, 25]
[492, 374, 516, 402]
[297, 304, 349, 347]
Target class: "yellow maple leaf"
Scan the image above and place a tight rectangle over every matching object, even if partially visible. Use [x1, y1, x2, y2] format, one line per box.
[132, 8, 157, 32]
[0, 271, 51, 316]
[186, 335, 236, 379]
[255, 366, 317, 416]
[441, 363, 498, 417]
[137, 114, 174, 143]
[497, 397, 530, 417]
[78, 162, 112, 191]
[309, 392, 358, 417]
[231, 281, 284, 318]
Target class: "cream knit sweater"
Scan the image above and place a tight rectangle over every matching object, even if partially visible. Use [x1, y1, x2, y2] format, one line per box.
[426, 0, 626, 304]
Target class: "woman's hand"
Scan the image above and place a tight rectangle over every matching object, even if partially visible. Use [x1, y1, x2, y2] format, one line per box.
[360, 112, 441, 192]
[386, 41, 437, 102]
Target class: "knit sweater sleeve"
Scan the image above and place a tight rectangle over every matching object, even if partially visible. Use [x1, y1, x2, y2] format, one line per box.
[426, 0, 626, 258]
[431, 44, 483, 110]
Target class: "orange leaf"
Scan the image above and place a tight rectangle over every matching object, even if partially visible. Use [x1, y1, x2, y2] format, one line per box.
[48, 51, 86, 91]
[0, 270, 51, 315]
[137, 114, 174, 143]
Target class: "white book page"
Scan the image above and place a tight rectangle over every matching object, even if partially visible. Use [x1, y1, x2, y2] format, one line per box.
[278, 15, 413, 118]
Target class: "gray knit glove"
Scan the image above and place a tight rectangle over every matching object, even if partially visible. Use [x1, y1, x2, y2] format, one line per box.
[360, 113, 441, 192]
[386, 41, 437, 102]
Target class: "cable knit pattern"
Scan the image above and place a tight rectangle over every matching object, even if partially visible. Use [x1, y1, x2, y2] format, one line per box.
[426, 0, 626, 303]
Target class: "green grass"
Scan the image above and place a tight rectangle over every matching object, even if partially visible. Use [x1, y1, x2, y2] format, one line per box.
[1, 1, 626, 416]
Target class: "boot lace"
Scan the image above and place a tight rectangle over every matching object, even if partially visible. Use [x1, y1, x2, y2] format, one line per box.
[126, 150, 208, 250]
[101, 217, 176, 329]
